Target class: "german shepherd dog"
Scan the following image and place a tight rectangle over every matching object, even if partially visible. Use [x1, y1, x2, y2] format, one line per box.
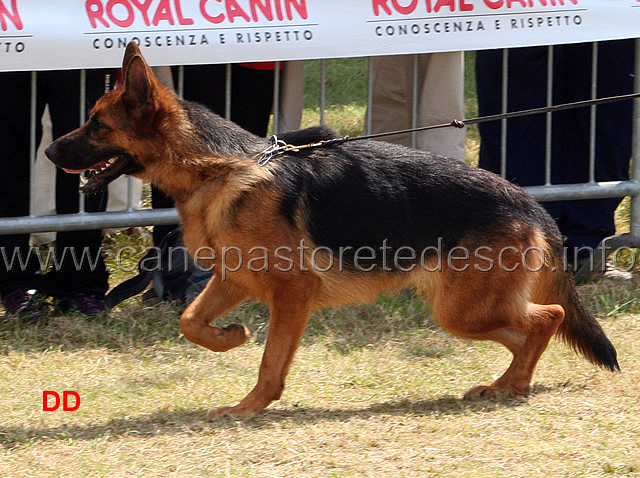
[46, 42, 619, 418]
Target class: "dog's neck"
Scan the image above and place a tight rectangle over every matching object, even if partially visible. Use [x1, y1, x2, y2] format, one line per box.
[138, 101, 271, 203]
[143, 151, 271, 205]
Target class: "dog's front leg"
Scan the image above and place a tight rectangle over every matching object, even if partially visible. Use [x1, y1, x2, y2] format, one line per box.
[180, 274, 250, 352]
[207, 278, 317, 419]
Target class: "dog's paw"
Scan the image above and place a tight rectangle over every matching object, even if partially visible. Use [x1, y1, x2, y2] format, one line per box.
[463, 385, 497, 400]
[463, 383, 530, 400]
[213, 323, 250, 351]
[206, 405, 261, 420]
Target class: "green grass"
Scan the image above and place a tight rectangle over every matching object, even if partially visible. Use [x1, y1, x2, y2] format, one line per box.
[300, 57, 370, 137]
[1, 55, 639, 477]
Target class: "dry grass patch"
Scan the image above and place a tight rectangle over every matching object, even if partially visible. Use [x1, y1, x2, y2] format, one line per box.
[1, 281, 640, 477]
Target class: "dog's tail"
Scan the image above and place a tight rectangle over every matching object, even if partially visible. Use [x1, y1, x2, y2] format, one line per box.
[545, 257, 620, 372]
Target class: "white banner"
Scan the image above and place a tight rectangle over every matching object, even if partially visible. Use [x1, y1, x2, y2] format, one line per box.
[1, 0, 639, 72]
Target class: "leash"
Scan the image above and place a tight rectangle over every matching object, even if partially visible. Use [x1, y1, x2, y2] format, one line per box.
[253, 91, 640, 165]
[253, 135, 350, 165]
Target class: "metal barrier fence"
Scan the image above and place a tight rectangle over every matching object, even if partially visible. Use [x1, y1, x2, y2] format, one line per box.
[1, 40, 639, 273]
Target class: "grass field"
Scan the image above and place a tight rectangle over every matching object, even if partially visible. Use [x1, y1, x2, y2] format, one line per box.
[1, 55, 640, 477]
[2, 294, 639, 477]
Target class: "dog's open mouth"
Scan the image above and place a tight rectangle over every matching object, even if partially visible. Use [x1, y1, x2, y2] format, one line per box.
[64, 156, 131, 194]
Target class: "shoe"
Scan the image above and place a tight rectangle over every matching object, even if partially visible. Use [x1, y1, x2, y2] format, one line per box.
[57, 293, 107, 317]
[184, 270, 212, 303]
[2, 288, 48, 321]
[573, 259, 633, 283]
[602, 262, 633, 281]
[141, 288, 162, 306]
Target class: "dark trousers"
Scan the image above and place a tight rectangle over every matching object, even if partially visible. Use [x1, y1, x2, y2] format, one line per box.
[0, 69, 115, 297]
[152, 64, 275, 244]
[476, 40, 635, 255]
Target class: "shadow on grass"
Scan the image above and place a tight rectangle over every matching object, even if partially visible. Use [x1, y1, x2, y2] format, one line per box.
[0, 390, 545, 450]
[0, 296, 436, 355]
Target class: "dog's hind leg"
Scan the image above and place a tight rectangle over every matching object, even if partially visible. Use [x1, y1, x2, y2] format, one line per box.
[430, 269, 565, 398]
[207, 278, 317, 418]
[180, 274, 251, 352]
[460, 303, 565, 398]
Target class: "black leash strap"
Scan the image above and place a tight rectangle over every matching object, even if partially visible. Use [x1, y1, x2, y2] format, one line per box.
[352, 91, 640, 142]
[254, 91, 640, 165]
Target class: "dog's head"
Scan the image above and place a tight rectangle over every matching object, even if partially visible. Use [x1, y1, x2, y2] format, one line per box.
[45, 42, 176, 193]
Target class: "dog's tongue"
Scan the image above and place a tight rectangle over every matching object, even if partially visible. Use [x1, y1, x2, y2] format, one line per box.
[63, 168, 87, 174]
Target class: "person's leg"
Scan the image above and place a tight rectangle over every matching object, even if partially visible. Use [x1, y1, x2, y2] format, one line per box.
[476, 47, 550, 186]
[367, 55, 412, 146]
[151, 186, 176, 246]
[228, 64, 274, 137]
[415, 52, 466, 160]
[177, 64, 227, 115]
[0, 72, 46, 296]
[552, 41, 634, 254]
[0, 72, 49, 317]
[42, 69, 113, 302]
[177, 64, 274, 136]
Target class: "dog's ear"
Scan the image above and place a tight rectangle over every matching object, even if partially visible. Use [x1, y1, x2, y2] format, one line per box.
[122, 47, 157, 115]
[123, 55, 151, 107]
[122, 41, 141, 72]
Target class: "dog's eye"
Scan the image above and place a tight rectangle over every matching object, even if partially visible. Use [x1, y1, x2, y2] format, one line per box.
[90, 117, 110, 132]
